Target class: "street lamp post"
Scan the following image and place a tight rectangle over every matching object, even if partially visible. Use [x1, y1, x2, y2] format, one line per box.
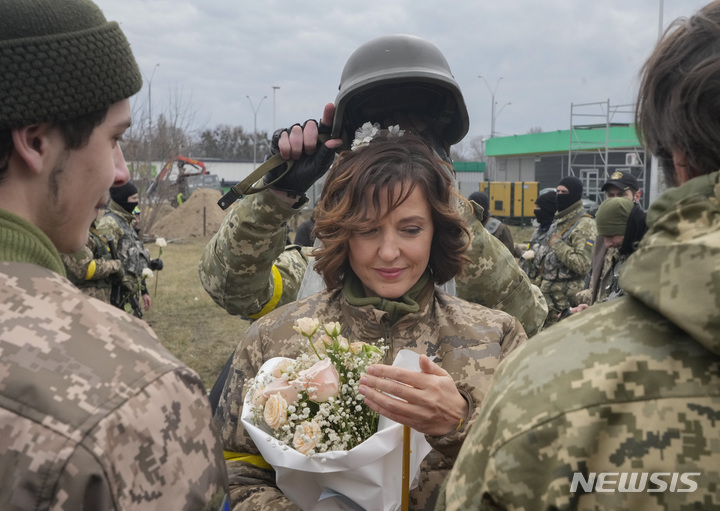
[272, 86, 281, 132]
[478, 75, 506, 138]
[247, 95, 267, 168]
[145, 63, 160, 140]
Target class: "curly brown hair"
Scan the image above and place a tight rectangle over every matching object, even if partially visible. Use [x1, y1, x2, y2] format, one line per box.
[636, 0, 720, 184]
[312, 132, 471, 291]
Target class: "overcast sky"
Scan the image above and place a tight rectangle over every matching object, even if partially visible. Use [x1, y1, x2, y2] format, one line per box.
[95, 0, 710, 151]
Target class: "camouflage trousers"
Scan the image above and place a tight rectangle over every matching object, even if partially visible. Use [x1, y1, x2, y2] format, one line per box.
[541, 278, 584, 327]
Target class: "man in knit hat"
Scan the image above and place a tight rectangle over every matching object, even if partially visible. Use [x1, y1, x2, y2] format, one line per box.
[0, 1, 228, 509]
[539, 175, 597, 325]
[573, 197, 647, 311]
[97, 181, 163, 316]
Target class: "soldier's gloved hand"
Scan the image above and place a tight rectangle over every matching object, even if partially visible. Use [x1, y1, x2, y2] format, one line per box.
[263, 103, 342, 196]
[149, 258, 164, 271]
[111, 266, 125, 281]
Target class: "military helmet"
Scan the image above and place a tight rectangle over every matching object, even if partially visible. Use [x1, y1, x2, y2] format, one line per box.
[332, 34, 469, 150]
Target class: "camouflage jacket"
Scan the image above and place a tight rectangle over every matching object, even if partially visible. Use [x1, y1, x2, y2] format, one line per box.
[541, 200, 596, 283]
[436, 171, 720, 511]
[96, 201, 150, 298]
[199, 190, 548, 335]
[518, 225, 552, 284]
[0, 213, 228, 510]
[61, 225, 122, 302]
[214, 280, 527, 511]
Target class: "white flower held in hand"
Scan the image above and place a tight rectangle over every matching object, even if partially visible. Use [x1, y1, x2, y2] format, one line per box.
[155, 237, 167, 248]
[142, 268, 154, 279]
[521, 249, 535, 260]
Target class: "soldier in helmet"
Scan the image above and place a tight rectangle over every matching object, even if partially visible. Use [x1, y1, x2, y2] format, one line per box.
[437, 2, 720, 509]
[200, 33, 547, 413]
[0, 0, 227, 508]
[199, 34, 547, 327]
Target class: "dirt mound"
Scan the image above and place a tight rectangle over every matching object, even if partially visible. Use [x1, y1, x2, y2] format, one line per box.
[149, 188, 229, 240]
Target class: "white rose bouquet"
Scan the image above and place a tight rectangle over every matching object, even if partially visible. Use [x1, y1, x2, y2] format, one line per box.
[242, 318, 432, 511]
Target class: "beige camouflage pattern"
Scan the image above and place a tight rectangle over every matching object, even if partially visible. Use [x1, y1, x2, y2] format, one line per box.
[61, 227, 122, 302]
[540, 200, 597, 325]
[0, 261, 228, 510]
[200, 189, 308, 319]
[435, 171, 720, 511]
[214, 280, 527, 511]
[199, 190, 547, 335]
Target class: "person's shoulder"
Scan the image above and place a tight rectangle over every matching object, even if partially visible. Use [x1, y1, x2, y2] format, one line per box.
[252, 288, 340, 332]
[435, 289, 519, 327]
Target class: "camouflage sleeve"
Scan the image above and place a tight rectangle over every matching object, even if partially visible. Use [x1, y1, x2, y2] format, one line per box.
[551, 217, 597, 277]
[199, 190, 308, 318]
[62, 248, 122, 282]
[456, 204, 548, 337]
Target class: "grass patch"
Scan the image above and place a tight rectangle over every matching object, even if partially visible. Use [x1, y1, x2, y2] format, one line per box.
[143, 237, 249, 389]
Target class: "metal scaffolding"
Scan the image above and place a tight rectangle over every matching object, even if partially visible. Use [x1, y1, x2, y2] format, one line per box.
[568, 100, 646, 207]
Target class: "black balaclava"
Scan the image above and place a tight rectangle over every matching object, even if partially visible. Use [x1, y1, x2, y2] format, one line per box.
[469, 191, 490, 224]
[556, 176, 583, 213]
[110, 182, 139, 214]
[534, 191, 557, 229]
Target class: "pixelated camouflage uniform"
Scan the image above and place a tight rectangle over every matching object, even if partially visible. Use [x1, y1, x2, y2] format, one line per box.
[540, 199, 597, 324]
[61, 224, 122, 302]
[199, 189, 548, 336]
[0, 207, 228, 510]
[435, 171, 720, 511]
[518, 225, 553, 285]
[96, 200, 151, 314]
[214, 277, 527, 511]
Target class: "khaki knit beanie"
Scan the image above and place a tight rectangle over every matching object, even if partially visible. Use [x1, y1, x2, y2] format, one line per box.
[595, 197, 634, 237]
[0, 0, 142, 129]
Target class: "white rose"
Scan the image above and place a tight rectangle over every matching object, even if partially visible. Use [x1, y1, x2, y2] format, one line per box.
[155, 237, 167, 248]
[522, 249, 535, 260]
[263, 393, 288, 430]
[293, 318, 320, 337]
[272, 359, 294, 378]
[293, 420, 322, 455]
[323, 322, 342, 337]
[142, 268, 153, 279]
[349, 341, 366, 355]
[336, 335, 349, 352]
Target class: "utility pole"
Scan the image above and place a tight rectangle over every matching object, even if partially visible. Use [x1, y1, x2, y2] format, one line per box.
[247, 95, 267, 168]
[478, 75, 509, 138]
[272, 86, 281, 131]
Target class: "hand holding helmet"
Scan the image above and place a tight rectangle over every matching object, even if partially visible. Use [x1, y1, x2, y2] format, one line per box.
[263, 103, 342, 198]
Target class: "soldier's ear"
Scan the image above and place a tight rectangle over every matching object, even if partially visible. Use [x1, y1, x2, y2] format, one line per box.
[11, 124, 58, 176]
[671, 150, 697, 184]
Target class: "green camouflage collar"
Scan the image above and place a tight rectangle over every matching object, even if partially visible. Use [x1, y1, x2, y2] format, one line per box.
[0, 208, 66, 277]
